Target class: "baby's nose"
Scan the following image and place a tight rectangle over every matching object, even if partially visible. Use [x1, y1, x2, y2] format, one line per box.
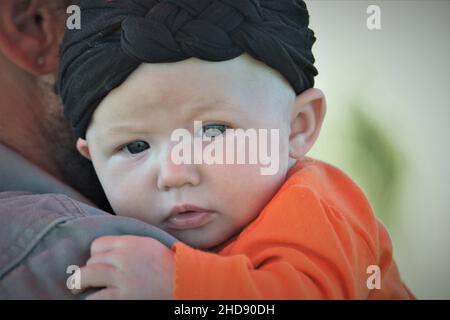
[156, 143, 200, 191]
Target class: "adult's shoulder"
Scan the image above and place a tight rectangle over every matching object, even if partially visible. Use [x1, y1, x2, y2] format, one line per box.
[0, 192, 177, 299]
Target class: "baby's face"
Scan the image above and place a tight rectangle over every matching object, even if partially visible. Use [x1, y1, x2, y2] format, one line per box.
[84, 55, 296, 249]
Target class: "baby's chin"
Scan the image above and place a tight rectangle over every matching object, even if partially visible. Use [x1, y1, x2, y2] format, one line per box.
[165, 226, 236, 251]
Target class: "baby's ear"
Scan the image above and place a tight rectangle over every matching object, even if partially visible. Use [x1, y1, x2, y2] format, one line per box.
[76, 138, 91, 160]
[288, 88, 326, 159]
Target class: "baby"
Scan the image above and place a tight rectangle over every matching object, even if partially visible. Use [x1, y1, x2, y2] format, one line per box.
[58, 0, 413, 299]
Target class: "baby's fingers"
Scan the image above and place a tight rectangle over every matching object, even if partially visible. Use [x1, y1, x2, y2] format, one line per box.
[90, 236, 122, 256]
[72, 263, 119, 295]
[87, 252, 119, 268]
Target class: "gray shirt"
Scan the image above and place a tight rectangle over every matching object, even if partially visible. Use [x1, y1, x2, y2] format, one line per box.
[0, 144, 177, 299]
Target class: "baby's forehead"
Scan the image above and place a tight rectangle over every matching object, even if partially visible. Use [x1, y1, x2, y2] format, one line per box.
[135, 54, 290, 84]
[91, 54, 295, 133]
[124, 55, 295, 107]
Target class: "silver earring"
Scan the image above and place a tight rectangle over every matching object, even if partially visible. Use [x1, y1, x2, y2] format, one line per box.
[37, 56, 45, 65]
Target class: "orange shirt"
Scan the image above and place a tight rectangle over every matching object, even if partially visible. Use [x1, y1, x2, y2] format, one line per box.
[171, 158, 414, 299]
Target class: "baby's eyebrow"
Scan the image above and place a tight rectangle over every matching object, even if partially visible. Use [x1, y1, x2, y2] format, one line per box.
[98, 125, 151, 139]
[187, 101, 242, 119]
[96, 101, 243, 140]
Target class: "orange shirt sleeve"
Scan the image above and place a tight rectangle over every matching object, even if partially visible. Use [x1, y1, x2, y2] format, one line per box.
[171, 159, 413, 299]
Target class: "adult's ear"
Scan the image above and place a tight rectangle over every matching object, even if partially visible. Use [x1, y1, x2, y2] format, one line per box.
[288, 88, 327, 159]
[76, 138, 91, 160]
[0, 0, 65, 75]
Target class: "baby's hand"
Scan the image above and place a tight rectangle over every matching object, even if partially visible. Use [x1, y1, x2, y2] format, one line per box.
[75, 235, 174, 300]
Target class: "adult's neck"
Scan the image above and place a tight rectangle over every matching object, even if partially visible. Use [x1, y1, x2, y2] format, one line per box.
[0, 66, 65, 182]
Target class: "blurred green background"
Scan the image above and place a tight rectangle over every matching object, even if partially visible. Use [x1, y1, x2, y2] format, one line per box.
[306, 0, 449, 299]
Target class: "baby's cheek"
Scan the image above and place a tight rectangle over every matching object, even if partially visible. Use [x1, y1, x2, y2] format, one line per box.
[253, 175, 284, 206]
[105, 186, 133, 216]
[100, 175, 137, 216]
[225, 169, 286, 225]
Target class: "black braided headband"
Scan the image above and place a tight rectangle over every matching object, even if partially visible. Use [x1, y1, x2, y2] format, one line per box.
[57, 0, 318, 138]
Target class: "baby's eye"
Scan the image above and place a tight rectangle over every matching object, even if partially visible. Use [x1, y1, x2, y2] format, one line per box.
[202, 124, 229, 138]
[122, 140, 150, 155]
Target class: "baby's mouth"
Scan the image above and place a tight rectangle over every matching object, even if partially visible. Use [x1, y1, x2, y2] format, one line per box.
[163, 204, 214, 230]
